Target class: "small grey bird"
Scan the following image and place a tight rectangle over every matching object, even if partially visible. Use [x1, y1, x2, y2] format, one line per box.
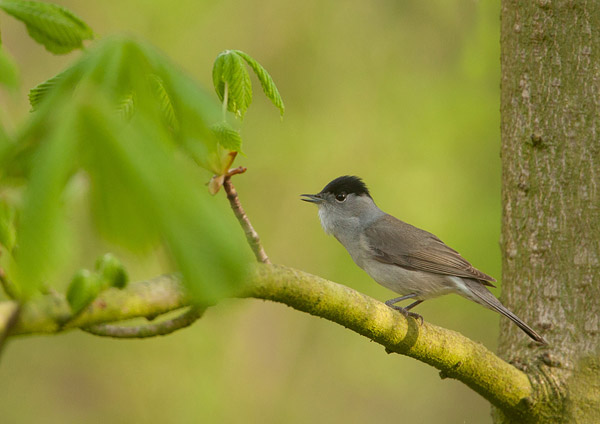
[302, 175, 546, 344]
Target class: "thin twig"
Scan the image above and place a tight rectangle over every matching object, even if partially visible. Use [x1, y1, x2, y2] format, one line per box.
[222, 167, 271, 264]
[225, 166, 247, 178]
[81, 306, 205, 339]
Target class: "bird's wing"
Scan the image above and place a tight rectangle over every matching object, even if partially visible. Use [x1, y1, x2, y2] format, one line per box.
[364, 214, 496, 285]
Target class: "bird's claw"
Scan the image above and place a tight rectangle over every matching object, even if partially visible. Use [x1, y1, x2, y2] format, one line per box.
[389, 305, 424, 325]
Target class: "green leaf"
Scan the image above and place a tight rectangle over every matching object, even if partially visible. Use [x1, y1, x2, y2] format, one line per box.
[116, 92, 135, 120]
[79, 98, 250, 303]
[27, 38, 225, 174]
[0, 123, 13, 173]
[151, 74, 179, 132]
[95, 253, 128, 289]
[0, 197, 16, 251]
[164, 60, 225, 174]
[212, 50, 252, 119]
[0, 0, 93, 54]
[210, 121, 242, 152]
[11, 37, 250, 303]
[234, 50, 285, 117]
[66, 269, 102, 314]
[28, 70, 64, 110]
[11, 106, 78, 298]
[82, 98, 163, 252]
[0, 47, 18, 89]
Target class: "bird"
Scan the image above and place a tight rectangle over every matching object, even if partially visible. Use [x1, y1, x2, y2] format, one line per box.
[301, 175, 547, 344]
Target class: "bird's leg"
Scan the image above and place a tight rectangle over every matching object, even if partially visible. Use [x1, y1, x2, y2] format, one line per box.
[385, 293, 419, 308]
[405, 300, 423, 311]
[385, 294, 424, 324]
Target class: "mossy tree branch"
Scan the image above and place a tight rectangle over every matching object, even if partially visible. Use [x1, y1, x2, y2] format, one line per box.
[4, 264, 540, 420]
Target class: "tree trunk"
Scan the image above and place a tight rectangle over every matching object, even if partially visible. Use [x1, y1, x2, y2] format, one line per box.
[499, 1, 600, 422]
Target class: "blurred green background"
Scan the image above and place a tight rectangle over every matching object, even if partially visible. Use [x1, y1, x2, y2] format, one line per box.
[0, 0, 502, 422]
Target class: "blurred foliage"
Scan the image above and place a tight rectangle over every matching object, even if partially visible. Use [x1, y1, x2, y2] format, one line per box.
[66, 253, 128, 314]
[0, 0, 93, 54]
[0, 32, 257, 302]
[0, 197, 16, 249]
[0, 47, 19, 89]
[0, 1, 291, 303]
[0, 0, 502, 423]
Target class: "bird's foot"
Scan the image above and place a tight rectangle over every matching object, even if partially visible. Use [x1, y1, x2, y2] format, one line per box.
[388, 305, 423, 325]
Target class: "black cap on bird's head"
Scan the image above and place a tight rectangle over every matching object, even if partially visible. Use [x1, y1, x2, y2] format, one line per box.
[320, 175, 371, 198]
[301, 175, 371, 204]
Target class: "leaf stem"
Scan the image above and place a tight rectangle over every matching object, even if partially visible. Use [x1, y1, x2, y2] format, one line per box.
[222, 82, 228, 122]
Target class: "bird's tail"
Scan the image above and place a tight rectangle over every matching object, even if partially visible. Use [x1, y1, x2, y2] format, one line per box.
[462, 278, 547, 344]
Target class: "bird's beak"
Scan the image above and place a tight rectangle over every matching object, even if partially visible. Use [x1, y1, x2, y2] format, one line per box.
[300, 193, 323, 204]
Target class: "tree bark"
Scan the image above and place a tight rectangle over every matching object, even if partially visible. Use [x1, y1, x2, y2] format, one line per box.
[500, 1, 600, 422]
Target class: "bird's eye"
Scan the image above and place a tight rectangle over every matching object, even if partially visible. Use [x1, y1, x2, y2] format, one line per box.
[335, 192, 347, 202]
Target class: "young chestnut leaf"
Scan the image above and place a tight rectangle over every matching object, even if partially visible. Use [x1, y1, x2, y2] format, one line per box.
[210, 121, 242, 153]
[151, 74, 179, 132]
[232, 50, 284, 117]
[116, 92, 135, 121]
[11, 104, 78, 299]
[12, 37, 250, 302]
[207, 121, 242, 194]
[0, 198, 16, 251]
[28, 71, 65, 110]
[212, 50, 252, 119]
[0, 0, 93, 54]
[95, 253, 128, 289]
[208, 49, 285, 193]
[0, 47, 18, 89]
[212, 50, 284, 120]
[66, 269, 103, 315]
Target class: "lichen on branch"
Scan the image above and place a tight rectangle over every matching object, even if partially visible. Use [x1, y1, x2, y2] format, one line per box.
[5, 264, 536, 418]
